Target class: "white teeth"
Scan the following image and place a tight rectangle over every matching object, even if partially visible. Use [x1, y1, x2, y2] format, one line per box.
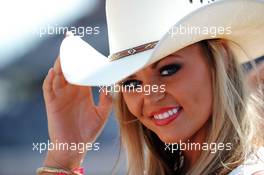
[172, 108, 178, 113]
[153, 107, 181, 120]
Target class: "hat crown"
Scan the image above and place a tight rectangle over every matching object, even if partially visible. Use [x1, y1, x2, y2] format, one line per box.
[106, 0, 215, 55]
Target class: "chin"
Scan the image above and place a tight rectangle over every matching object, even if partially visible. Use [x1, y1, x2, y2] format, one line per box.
[157, 132, 186, 144]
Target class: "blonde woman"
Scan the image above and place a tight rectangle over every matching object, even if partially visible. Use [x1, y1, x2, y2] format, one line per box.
[38, 0, 264, 175]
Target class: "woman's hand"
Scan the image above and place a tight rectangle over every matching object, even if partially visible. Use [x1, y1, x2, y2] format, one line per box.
[42, 57, 112, 169]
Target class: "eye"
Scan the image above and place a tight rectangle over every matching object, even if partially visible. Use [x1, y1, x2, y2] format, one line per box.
[121, 79, 142, 89]
[159, 64, 182, 76]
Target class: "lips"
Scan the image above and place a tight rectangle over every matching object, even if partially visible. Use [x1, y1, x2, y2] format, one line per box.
[150, 106, 182, 126]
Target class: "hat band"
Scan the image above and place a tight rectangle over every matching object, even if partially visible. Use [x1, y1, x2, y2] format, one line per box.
[108, 40, 158, 61]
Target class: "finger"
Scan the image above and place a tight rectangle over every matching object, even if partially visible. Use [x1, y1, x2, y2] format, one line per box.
[78, 86, 95, 106]
[60, 71, 68, 85]
[53, 72, 67, 92]
[43, 68, 55, 102]
[53, 57, 63, 75]
[99, 89, 113, 107]
[96, 90, 113, 119]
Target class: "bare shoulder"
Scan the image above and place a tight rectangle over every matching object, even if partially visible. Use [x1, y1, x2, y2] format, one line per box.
[252, 171, 264, 175]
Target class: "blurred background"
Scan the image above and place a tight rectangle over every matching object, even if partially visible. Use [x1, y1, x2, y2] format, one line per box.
[0, 1, 263, 175]
[0, 0, 126, 174]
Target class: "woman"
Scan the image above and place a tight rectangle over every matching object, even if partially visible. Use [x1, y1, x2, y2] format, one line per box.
[38, 0, 264, 174]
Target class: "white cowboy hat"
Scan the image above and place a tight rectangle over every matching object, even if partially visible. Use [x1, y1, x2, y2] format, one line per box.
[60, 0, 264, 86]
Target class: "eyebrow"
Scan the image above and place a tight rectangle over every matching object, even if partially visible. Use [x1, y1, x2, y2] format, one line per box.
[126, 53, 181, 79]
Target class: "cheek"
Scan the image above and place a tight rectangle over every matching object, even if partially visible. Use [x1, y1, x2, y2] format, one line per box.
[188, 78, 213, 119]
[122, 93, 143, 118]
[181, 70, 213, 122]
[167, 66, 213, 123]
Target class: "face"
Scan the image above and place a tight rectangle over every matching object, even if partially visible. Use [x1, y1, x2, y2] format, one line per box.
[121, 43, 213, 143]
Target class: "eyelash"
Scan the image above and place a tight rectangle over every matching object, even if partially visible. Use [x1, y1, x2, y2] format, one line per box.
[159, 63, 182, 76]
[121, 80, 141, 89]
[121, 64, 182, 88]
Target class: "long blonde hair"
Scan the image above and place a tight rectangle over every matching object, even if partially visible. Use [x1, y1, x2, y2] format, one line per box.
[113, 39, 264, 175]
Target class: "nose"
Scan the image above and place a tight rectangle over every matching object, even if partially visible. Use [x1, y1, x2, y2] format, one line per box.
[142, 86, 166, 117]
[143, 84, 166, 105]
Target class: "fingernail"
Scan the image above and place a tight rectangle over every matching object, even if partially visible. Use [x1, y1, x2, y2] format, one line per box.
[48, 68, 52, 75]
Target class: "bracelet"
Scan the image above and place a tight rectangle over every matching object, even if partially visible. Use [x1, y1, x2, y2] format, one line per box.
[36, 166, 84, 175]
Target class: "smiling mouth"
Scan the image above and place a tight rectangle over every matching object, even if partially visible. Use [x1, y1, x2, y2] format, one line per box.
[151, 106, 183, 126]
